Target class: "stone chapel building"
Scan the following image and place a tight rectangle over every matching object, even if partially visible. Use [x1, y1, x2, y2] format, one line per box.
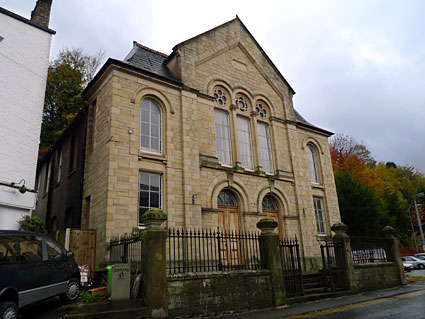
[82, 17, 341, 268]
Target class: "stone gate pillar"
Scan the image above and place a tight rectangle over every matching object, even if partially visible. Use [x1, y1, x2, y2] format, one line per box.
[257, 218, 286, 306]
[383, 226, 407, 285]
[331, 223, 357, 291]
[140, 209, 168, 318]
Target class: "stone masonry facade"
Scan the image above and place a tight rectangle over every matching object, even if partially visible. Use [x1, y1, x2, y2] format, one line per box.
[82, 18, 341, 269]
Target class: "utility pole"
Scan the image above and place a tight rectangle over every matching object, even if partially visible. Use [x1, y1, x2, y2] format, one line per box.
[408, 206, 419, 252]
[414, 192, 425, 252]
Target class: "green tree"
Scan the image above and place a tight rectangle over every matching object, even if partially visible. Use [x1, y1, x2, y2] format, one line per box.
[40, 48, 103, 154]
[335, 172, 387, 236]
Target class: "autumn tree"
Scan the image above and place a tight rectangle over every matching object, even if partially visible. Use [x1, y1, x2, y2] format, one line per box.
[40, 48, 103, 154]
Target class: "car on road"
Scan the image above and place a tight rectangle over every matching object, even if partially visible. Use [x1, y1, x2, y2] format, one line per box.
[414, 254, 425, 261]
[401, 256, 425, 269]
[403, 262, 413, 272]
[0, 230, 80, 319]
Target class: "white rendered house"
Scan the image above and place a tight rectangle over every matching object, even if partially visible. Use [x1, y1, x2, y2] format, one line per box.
[0, 1, 54, 229]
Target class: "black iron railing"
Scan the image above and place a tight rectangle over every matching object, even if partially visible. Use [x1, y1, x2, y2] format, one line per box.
[167, 228, 263, 274]
[280, 236, 304, 296]
[350, 237, 393, 264]
[320, 240, 347, 291]
[108, 232, 141, 270]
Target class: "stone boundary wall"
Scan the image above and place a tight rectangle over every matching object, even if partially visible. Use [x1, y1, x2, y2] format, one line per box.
[167, 270, 273, 317]
[354, 262, 401, 291]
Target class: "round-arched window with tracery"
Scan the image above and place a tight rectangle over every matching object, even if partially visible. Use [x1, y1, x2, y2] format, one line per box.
[218, 190, 237, 206]
[214, 87, 228, 106]
[262, 195, 277, 211]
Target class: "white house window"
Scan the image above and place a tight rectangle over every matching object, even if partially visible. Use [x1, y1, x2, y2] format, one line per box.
[214, 109, 232, 166]
[313, 197, 326, 234]
[140, 98, 162, 154]
[139, 171, 162, 225]
[237, 116, 253, 170]
[306, 144, 320, 183]
[257, 122, 273, 174]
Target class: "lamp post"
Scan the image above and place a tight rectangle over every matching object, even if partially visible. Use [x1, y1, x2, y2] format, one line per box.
[408, 206, 419, 252]
[414, 192, 425, 252]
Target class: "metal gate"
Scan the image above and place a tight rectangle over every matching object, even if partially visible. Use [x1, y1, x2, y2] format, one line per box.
[280, 236, 304, 297]
[320, 240, 347, 292]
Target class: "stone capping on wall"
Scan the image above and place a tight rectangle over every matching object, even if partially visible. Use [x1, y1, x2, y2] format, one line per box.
[167, 268, 271, 280]
[353, 261, 397, 269]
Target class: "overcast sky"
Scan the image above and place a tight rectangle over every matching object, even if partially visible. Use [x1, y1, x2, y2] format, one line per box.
[3, 0, 425, 173]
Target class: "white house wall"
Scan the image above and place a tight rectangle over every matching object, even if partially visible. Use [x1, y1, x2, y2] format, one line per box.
[0, 10, 52, 227]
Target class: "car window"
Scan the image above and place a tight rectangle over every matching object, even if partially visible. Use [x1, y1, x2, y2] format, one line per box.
[17, 236, 43, 262]
[46, 238, 66, 260]
[0, 237, 16, 263]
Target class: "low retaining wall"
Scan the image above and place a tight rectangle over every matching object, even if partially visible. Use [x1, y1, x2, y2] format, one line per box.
[167, 270, 273, 317]
[354, 262, 401, 291]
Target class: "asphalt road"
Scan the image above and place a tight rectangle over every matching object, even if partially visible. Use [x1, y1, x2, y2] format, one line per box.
[216, 278, 425, 319]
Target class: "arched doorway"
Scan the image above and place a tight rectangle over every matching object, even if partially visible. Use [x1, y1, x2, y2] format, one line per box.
[217, 190, 240, 265]
[262, 194, 283, 240]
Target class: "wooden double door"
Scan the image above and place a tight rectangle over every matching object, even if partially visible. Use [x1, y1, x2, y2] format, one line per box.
[218, 205, 240, 266]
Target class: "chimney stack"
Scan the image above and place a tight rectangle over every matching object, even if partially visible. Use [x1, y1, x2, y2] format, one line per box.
[30, 0, 53, 28]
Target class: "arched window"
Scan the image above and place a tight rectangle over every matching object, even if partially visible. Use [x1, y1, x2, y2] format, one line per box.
[217, 190, 237, 206]
[262, 195, 277, 211]
[214, 109, 232, 166]
[140, 98, 162, 154]
[306, 144, 320, 183]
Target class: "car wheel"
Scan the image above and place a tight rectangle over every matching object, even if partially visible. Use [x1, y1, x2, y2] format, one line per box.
[0, 301, 18, 319]
[60, 278, 80, 302]
[418, 264, 425, 270]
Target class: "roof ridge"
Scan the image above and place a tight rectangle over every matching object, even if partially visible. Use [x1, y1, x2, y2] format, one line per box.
[134, 41, 168, 58]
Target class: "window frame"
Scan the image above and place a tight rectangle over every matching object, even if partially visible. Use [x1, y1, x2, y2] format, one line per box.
[140, 98, 163, 155]
[138, 171, 163, 226]
[236, 115, 254, 170]
[214, 108, 233, 167]
[306, 144, 321, 184]
[313, 197, 326, 234]
[257, 121, 273, 174]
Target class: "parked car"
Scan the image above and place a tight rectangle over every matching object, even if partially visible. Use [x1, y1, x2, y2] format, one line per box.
[415, 254, 425, 261]
[403, 262, 413, 272]
[0, 230, 80, 318]
[401, 256, 425, 269]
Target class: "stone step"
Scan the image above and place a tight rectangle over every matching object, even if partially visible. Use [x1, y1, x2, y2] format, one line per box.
[303, 281, 327, 290]
[303, 287, 328, 295]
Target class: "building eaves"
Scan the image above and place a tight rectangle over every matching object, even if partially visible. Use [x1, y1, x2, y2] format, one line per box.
[294, 109, 333, 136]
[0, 7, 55, 34]
[83, 58, 182, 97]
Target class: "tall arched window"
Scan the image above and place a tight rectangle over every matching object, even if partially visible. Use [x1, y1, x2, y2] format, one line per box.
[214, 109, 232, 166]
[306, 144, 320, 183]
[262, 194, 282, 239]
[140, 98, 162, 154]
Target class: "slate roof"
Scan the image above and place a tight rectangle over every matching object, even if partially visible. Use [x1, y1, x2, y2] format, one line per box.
[124, 42, 177, 82]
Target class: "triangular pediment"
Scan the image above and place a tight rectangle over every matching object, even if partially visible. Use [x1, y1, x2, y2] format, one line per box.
[170, 17, 295, 95]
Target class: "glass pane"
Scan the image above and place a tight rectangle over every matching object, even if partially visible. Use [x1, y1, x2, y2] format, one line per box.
[151, 138, 159, 151]
[141, 136, 150, 149]
[151, 125, 159, 138]
[46, 238, 65, 260]
[150, 174, 160, 191]
[141, 108, 150, 122]
[139, 191, 149, 207]
[150, 193, 160, 208]
[151, 111, 160, 125]
[140, 173, 149, 190]
[141, 99, 150, 111]
[141, 123, 150, 136]
[19, 237, 43, 261]
[150, 101, 161, 114]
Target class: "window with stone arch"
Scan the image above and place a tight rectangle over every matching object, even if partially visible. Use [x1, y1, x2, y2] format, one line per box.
[140, 98, 162, 154]
[306, 144, 320, 184]
[213, 86, 229, 107]
[262, 194, 283, 239]
[255, 100, 273, 174]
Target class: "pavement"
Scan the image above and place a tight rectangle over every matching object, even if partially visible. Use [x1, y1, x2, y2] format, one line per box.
[19, 270, 425, 319]
[214, 271, 425, 319]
